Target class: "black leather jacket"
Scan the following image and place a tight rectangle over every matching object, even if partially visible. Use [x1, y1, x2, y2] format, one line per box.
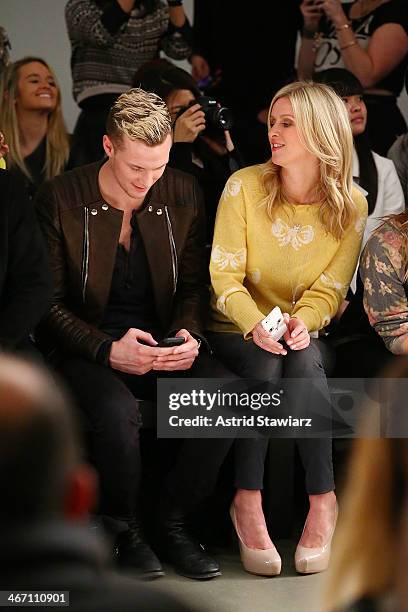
[35, 161, 209, 362]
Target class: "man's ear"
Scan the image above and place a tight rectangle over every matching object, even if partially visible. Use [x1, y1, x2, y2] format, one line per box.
[64, 464, 98, 521]
[102, 134, 114, 158]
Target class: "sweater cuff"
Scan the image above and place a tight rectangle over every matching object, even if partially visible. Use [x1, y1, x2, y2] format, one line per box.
[167, 19, 193, 45]
[290, 307, 319, 332]
[101, 2, 130, 35]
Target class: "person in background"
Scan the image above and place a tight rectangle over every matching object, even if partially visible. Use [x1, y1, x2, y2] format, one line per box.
[0, 57, 70, 200]
[0, 354, 199, 612]
[66, 0, 193, 165]
[315, 68, 404, 292]
[191, 0, 302, 165]
[133, 58, 244, 242]
[325, 365, 408, 612]
[208, 81, 367, 577]
[0, 169, 51, 356]
[298, 0, 408, 156]
[388, 67, 408, 204]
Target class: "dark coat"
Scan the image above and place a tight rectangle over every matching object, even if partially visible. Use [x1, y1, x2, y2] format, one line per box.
[0, 170, 51, 349]
[1, 521, 197, 611]
[35, 161, 209, 362]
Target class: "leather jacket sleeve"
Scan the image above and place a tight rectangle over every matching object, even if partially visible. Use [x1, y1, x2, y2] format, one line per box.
[35, 182, 112, 362]
[168, 179, 210, 343]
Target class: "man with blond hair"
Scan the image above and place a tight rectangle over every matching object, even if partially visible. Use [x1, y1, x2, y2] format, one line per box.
[35, 88, 233, 580]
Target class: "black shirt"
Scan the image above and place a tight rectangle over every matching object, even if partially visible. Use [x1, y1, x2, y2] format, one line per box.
[100, 209, 162, 341]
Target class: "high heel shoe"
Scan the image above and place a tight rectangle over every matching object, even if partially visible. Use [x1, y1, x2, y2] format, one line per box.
[230, 504, 281, 576]
[294, 503, 338, 574]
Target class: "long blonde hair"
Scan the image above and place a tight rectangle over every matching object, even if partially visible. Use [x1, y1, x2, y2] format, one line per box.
[261, 81, 356, 241]
[325, 359, 408, 610]
[0, 56, 69, 181]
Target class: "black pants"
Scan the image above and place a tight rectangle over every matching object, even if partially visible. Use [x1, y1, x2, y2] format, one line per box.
[208, 332, 335, 495]
[70, 94, 119, 167]
[58, 351, 235, 520]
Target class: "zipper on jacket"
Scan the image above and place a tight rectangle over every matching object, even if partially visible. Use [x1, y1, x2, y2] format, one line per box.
[81, 206, 90, 302]
[164, 206, 178, 294]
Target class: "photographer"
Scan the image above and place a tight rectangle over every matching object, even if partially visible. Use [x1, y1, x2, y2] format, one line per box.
[133, 59, 244, 243]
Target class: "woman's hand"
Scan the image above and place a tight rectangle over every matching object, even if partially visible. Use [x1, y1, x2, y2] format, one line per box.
[173, 104, 206, 142]
[190, 54, 210, 82]
[252, 320, 288, 356]
[300, 0, 323, 32]
[284, 317, 311, 351]
[314, 0, 347, 27]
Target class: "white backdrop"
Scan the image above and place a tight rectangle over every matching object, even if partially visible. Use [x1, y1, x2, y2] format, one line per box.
[1, 0, 407, 133]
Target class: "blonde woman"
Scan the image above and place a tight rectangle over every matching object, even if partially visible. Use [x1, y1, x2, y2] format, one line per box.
[208, 81, 368, 576]
[0, 57, 70, 199]
[325, 379, 408, 611]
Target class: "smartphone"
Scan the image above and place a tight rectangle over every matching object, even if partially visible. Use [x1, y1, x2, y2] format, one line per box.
[157, 337, 186, 347]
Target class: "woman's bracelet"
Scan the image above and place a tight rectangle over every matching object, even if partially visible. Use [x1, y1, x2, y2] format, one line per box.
[335, 21, 352, 32]
[340, 41, 357, 51]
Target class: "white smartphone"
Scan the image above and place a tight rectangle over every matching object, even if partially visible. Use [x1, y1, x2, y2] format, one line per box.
[261, 306, 287, 342]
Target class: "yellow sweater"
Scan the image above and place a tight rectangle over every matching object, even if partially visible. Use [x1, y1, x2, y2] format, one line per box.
[209, 165, 368, 337]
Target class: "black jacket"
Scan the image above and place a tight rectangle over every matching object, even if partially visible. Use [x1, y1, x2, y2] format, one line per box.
[0, 170, 51, 349]
[1, 521, 197, 611]
[35, 162, 209, 362]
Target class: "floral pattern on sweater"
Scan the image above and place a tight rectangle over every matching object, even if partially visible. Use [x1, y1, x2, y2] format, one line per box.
[361, 220, 408, 353]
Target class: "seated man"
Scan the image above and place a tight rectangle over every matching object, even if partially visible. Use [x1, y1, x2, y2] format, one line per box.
[35, 88, 233, 580]
[0, 354, 198, 611]
[0, 168, 51, 353]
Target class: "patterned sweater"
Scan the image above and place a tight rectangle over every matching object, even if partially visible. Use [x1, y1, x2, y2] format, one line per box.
[209, 165, 368, 337]
[361, 220, 408, 354]
[66, 0, 192, 103]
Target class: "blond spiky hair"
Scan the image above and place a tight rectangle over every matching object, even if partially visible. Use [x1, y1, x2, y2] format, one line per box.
[106, 87, 171, 147]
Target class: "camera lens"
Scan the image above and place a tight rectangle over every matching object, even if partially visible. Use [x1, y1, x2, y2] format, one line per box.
[216, 107, 234, 130]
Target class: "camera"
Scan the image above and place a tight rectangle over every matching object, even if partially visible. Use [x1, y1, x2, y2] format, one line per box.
[196, 96, 234, 130]
[176, 96, 234, 131]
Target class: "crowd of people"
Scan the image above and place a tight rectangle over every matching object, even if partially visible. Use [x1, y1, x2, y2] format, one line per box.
[0, 0, 408, 609]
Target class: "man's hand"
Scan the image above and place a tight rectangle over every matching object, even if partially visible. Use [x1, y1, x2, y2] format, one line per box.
[190, 54, 210, 81]
[153, 329, 199, 371]
[173, 104, 206, 143]
[283, 317, 311, 351]
[109, 328, 175, 375]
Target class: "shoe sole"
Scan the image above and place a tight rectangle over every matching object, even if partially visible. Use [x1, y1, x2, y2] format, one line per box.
[175, 570, 222, 580]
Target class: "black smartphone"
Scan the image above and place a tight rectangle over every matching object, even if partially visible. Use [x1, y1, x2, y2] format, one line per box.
[157, 336, 186, 347]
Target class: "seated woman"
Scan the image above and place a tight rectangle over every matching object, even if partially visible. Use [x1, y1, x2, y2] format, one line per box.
[133, 58, 244, 242]
[315, 68, 405, 291]
[332, 212, 408, 378]
[0, 57, 70, 199]
[361, 212, 408, 357]
[207, 81, 367, 576]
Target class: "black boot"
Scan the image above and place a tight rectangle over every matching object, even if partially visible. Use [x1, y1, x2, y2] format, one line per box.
[160, 508, 221, 580]
[116, 518, 164, 579]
